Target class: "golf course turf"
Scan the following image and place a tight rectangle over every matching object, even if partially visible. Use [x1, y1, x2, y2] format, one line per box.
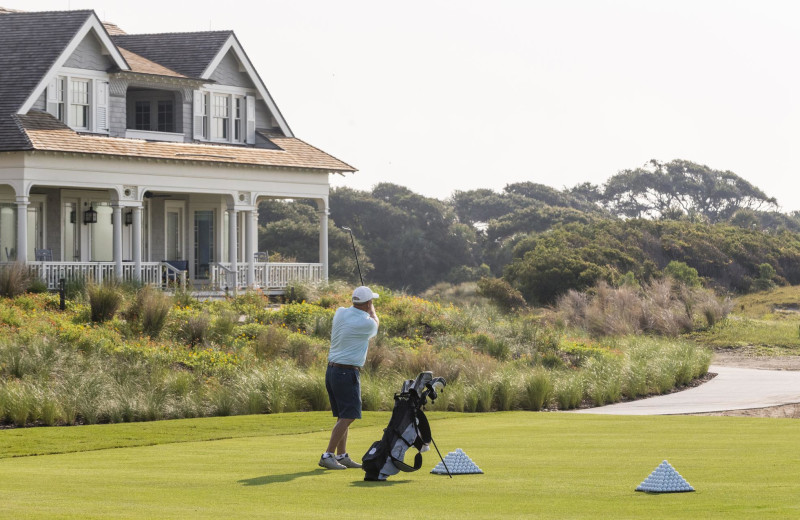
[1, 411, 798, 519]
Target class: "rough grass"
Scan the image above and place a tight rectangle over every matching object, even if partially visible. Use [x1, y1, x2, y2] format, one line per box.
[692, 317, 800, 352]
[1, 412, 799, 519]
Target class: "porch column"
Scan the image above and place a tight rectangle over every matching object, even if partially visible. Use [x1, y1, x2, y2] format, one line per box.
[112, 203, 123, 280]
[15, 196, 29, 263]
[228, 208, 238, 292]
[132, 205, 143, 281]
[318, 207, 329, 282]
[245, 209, 255, 288]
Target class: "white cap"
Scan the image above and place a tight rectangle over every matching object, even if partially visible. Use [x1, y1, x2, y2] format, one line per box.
[352, 286, 379, 303]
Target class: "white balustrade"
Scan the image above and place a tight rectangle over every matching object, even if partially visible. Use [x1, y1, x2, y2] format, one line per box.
[13, 261, 320, 293]
[26, 261, 162, 290]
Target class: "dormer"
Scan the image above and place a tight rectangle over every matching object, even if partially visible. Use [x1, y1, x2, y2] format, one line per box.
[17, 12, 129, 135]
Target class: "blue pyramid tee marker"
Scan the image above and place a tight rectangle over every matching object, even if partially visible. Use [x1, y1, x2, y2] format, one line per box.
[636, 460, 695, 493]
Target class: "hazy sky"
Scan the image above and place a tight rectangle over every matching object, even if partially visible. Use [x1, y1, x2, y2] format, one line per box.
[8, 0, 800, 210]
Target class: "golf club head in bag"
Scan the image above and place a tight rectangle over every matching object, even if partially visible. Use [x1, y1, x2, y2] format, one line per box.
[362, 372, 447, 481]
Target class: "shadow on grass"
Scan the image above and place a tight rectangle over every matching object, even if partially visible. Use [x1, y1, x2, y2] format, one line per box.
[238, 469, 324, 486]
[350, 479, 411, 487]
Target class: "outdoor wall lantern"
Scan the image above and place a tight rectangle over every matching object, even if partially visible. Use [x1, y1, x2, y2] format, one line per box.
[124, 210, 133, 226]
[83, 205, 97, 225]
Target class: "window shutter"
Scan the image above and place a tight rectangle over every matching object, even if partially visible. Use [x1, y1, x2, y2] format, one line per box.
[193, 90, 206, 140]
[245, 95, 256, 144]
[46, 79, 59, 118]
[94, 80, 109, 133]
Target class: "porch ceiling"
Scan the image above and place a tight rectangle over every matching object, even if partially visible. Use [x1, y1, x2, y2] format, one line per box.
[15, 111, 356, 173]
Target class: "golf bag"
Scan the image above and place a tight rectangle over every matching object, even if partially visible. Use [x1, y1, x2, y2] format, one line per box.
[362, 372, 446, 481]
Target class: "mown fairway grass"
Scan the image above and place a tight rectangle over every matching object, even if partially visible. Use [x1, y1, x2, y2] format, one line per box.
[1, 412, 799, 519]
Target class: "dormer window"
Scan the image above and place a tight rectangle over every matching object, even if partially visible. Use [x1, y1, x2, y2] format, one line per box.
[46, 73, 109, 134]
[70, 79, 90, 130]
[194, 89, 254, 144]
[212, 95, 230, 140]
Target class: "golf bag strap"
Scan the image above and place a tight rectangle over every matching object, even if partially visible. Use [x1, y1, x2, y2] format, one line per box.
[390, 451, 423, 473]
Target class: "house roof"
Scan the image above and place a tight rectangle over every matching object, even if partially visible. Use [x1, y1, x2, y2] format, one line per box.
[0, 9, 94, 151]
[17, 111, 356, 173]
[110, 32, 233, 78]
[116, 47, 188, 79]
[0, 8, 348, 171]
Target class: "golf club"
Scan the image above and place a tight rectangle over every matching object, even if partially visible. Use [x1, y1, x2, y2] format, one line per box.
[341, 226, 364, 286]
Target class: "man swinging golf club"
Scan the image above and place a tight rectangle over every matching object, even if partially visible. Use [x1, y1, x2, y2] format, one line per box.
[319, 285, 380, 470]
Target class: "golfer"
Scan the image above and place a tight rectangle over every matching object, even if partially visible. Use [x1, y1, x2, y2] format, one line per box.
[319, 286, 380, 470]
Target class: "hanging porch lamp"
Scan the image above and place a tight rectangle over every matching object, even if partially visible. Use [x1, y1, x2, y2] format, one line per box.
[83, 205, 97, 225]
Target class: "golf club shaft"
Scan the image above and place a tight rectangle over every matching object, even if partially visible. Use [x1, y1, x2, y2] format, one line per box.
[345, 228, 364, 286]
[430, 436, 452, 478]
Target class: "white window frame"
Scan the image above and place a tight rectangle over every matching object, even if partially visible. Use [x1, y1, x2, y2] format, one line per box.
[195, 86, 255, 144]
[48, 69, 110, 134]
[69, 78, 91, 131]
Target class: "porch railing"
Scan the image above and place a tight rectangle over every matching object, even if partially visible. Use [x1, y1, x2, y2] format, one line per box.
[8, 261, 320, 293]
[211, 262, 324, 291]
[25, 262, 184, 290]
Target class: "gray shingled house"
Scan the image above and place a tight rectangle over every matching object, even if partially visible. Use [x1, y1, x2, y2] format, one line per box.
[0, 7, 354, 292]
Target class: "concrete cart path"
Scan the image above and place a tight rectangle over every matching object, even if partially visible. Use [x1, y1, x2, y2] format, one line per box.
[571, 365, 800, 415]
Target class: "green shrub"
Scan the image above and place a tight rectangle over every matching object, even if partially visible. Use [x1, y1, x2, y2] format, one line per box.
[64, 275, 87, 301]
[664, 261, 701, 288]
[27, 277, 49, 294]
[476, 277, 527, 312]
[87, 283, 123, 323]
[0, 263, 31, 298]
[752, 263, 777, 292]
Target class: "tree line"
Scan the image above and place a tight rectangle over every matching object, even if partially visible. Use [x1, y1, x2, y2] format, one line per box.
[259, 159, 800, 303]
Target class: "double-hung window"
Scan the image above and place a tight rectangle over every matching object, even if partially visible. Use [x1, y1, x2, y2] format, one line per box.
[70, 79, 90, 130]
[212, 95, 230, 140]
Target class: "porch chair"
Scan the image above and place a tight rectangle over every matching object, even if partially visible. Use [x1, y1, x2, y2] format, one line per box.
[254, 251, 268, 262]
[34, 248, 53, 261]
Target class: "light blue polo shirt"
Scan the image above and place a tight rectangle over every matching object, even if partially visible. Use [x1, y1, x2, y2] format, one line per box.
[328, 306, 379, 367]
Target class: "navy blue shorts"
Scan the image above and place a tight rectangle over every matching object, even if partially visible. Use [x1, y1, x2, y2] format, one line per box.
[325, 365, 362, 419]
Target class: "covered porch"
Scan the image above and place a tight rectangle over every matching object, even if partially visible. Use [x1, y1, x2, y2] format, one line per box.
[0, 152, 331, 295]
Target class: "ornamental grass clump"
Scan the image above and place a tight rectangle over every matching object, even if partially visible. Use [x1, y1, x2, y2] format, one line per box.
[524, 369, 554, 411]
[0, 262, 31, 298]
[87, 283, 123, 323]
[126, 285, 172, 339]
[554, 372, 584, 410]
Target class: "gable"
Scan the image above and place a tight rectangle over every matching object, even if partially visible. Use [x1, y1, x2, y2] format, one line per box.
[209, 49, 256, 89]
[63, 32, 114, 71]
[111, 32, 231, 78]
